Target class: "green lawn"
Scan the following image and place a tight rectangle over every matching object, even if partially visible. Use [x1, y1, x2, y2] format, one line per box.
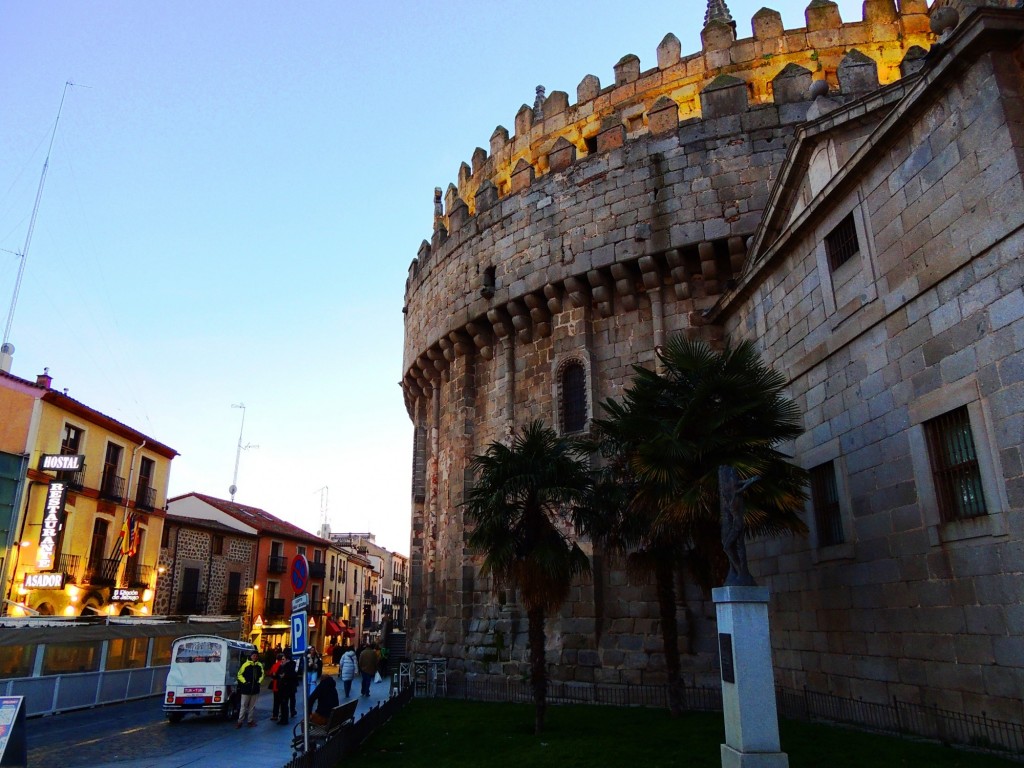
[346, 699, 1020, 768]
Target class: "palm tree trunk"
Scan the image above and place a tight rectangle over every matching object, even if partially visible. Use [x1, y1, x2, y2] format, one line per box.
[654, 560, 683, 717]
[527, 605, 547, 734]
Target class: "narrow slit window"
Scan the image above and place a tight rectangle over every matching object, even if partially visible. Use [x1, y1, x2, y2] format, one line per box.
[561, 363, 587, 433]
[810, 461, 844, 547]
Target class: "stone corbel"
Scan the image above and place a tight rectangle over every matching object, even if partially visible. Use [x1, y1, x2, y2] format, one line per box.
[563, 276, 590, 309]
[524, 293, 551, 338]
[466, 320, 494, 361]
[487, 307, 513, 340]
[507, 299, 532, 344]
[588, 269, 613, 317]
[610, 263, 639, 312]
[665, 249, 691, 300]
[544, 283, 563, 315]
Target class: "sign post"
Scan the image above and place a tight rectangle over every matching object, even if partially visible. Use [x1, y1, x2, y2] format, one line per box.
[290, 555, 311, 753]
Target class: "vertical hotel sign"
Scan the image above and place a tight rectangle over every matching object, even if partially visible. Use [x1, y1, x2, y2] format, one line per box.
[37, 481, 67, 570]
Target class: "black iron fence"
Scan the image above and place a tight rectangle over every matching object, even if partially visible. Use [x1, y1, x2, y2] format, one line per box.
[432, 678, 1022, 761]
[281, 685, 414, 768]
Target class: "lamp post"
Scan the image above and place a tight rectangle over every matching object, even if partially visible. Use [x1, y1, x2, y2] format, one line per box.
[249, 583, 259, 637]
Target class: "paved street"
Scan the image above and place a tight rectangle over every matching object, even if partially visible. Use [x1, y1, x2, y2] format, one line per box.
[27, 673, 394, 768]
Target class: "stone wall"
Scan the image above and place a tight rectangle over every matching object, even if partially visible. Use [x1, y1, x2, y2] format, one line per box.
[401, 0, 1023, 711]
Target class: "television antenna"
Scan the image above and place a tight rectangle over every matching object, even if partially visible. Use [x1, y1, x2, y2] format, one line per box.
[4, 82, 80, 350]
[229, 403, 258, 501]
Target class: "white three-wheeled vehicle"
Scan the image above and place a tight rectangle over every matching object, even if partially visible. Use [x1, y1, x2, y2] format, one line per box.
[163, 634, 258, 723]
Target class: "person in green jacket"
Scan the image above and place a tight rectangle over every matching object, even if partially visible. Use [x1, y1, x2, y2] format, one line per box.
[236, 650, 265, 727]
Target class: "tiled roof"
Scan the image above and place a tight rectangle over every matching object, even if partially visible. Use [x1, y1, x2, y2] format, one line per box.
[0, 369, 178, 458]
[170, 492, 330, 547]
[165, 514, 258, 537]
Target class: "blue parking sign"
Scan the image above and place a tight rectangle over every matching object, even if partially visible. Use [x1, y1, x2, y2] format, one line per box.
[291, 611, 307, 655]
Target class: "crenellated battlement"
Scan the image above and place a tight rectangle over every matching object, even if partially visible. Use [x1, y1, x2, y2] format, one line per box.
[409, 0, 936, 290]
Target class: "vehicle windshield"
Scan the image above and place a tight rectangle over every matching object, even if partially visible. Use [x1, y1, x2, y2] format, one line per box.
[173, 640, 223, 663]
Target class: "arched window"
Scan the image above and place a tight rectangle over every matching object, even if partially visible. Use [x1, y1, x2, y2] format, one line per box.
[560, 362, 587, 433]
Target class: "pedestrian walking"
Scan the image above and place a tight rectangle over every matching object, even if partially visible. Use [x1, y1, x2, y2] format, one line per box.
[235, 650, 264, 728]
[331, 642, 343, 667]
[306, 649, 322, 690]
[358, 644, 378, 697]
[268, 653, 284, 722]
[339, 646, 357, 698]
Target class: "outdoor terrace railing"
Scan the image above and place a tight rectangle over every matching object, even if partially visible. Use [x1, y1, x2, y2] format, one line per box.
[123, 564, 152, 588]
[268, 555, 287, 573]
[55, 553, 81, 582]
[99, 469, 125, 503]
[134, 483, 157, 511]
[82, 558, 120, 586]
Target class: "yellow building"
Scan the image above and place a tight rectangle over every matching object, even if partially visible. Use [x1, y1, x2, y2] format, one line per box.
[0, 367, 177, 617]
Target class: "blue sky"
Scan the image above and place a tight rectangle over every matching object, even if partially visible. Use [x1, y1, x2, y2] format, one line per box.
[1, 1, 868, 553]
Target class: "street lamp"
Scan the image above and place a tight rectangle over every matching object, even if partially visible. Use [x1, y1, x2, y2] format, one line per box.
[248, 584, 259, 636]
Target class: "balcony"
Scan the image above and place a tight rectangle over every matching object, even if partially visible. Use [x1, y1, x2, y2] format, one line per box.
[363, 590, 377, 604]
[82, 557, 119, 586]
[123, 564, 152, 588]
[57, 466, 86, 491]
[308, 561, 326, 579]
[267, 555, 287, 574]
[223, 593, 247, 615]
[56, 553, 81, 582]
[177, 591, 207, 614]
[99, 468, 125, 504]
[134, 483, 157, 511]
[264, 597, 285, 618]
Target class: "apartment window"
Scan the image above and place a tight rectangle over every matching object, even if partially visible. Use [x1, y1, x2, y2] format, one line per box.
[825, 212, 859, 272]
[298, 545, 307, 557]
[560, 361, 587, 433]
[810, 461, 844, 547]
[924, 407, 987, 522]
[161, 524, 170, 548]
[60, 424, 83, 454]
[212, 534, 224, 556]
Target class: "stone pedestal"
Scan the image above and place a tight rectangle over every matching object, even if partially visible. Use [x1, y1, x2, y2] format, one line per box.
[712, 586, 788, 768]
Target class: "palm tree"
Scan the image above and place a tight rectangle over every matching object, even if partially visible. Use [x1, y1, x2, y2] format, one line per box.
[589, 336, 808, 714]
[464, 420, 594, 734]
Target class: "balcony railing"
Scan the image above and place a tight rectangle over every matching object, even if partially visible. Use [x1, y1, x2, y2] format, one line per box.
[177, 591, 207, 614]
[308, 561, 326, 579]
[223, 593, 247, 615]
[363, 590, 377, 604]
[267, 555, 287, 573]
[83, 557, 120, 586]
[57, 467, 86, 491]
[134, 484, 157, 511]
[99, 468, 125, 504]
[123, 563, 152, 588]
[56, 553, 81, 582]
[264, 597, 285, 617]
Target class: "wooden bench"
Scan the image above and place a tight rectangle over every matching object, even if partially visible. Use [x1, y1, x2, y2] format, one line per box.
[291, 698, 359, 753]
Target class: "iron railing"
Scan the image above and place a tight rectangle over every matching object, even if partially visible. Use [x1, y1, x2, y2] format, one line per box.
[123, 564, 152, 588]
[83, 558, 120, 586]
[308, 561, 326, 579]
[56, 553, 82, 582]
[57, 466, 86, 491]
[223, 593, 247, 614]
[268, 555, 287, 573]
[282, 685, 413, 768]
[403, 677, 1023, 761]
[265, 598, 285, 617]
[176, 591, 206, 614]
[99, 469, 125, 503]
[134, 483, 157, 511]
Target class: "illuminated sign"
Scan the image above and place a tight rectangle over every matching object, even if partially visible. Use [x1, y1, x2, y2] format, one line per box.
[111, 588, 141, 602]
[36, 482, 67, 570]
[24, 573, 66, 590]
[39, 454, 84, 472]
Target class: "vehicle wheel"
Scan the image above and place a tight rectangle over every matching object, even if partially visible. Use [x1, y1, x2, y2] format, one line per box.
[167, 713, 184, 724]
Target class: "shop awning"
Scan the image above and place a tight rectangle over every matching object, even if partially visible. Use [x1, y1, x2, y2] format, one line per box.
[325, 618, 343, 635]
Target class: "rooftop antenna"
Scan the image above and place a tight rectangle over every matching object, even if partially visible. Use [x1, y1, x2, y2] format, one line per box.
[229, 403, 258, 501]
[4, 82, 78, 350]
[314, 486, 329, 534]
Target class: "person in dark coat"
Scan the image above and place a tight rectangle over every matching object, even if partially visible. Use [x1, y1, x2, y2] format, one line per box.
[308, 675, 340, 725]
[275, 650, 299, 725]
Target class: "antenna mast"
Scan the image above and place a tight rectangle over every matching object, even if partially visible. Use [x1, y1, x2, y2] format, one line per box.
[229, 403, 258, 501]
[3, 82, 74, 350]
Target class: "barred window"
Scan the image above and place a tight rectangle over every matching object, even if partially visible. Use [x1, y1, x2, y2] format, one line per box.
[810, 461, 844, 547]
[825, 212, 859, 272]
[924, 406, 987, 522]
[560, 362, 587, 433]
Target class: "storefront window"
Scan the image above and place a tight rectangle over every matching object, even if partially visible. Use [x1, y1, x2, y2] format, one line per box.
[151, 636, 174, 666]
[0, 646, 34, 678]
[42, 641, 101, 675]
[106, 637, 149, 670]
